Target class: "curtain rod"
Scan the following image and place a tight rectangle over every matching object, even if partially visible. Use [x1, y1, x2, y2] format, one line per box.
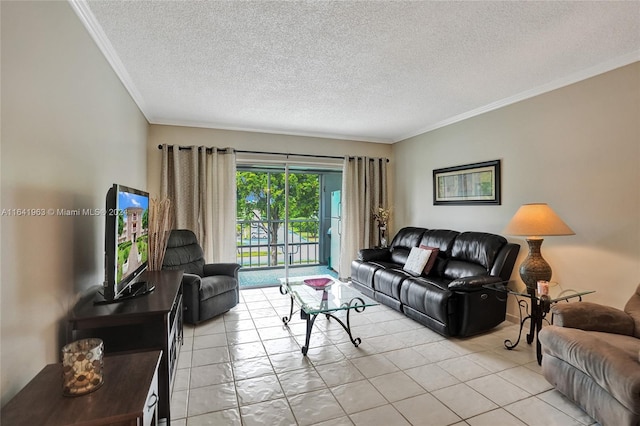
[157, 145, 389, 162]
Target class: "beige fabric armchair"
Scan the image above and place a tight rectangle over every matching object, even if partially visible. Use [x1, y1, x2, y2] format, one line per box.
[538, 283, 640, 426]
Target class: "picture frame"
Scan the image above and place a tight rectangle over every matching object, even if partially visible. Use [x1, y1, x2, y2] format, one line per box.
[433, 160, 501, 205]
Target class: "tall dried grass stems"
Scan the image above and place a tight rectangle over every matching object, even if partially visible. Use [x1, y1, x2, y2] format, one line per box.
[148, 198, 173, 271]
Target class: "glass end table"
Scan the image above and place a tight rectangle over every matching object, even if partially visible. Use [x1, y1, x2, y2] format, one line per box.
[485, 281, 595, 364]
[279, 275, 378, 355]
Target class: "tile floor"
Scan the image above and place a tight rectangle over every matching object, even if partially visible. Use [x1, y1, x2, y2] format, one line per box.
[169, 286, 598, 426]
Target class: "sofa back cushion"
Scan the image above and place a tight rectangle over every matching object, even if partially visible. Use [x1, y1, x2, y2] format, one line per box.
[388, 227, 426, 265]
[419, 230, 459, 276]
[443, 232, 506, 280]
[419, 230, 459, 254]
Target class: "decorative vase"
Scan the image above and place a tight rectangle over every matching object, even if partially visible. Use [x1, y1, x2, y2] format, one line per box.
[62, 338, 104, 396]
[379, 225, 388, 248]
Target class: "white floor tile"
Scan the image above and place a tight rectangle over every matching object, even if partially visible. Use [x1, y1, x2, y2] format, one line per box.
[170, 389, 188, 420]
[413, 341, 462, 363]
[349, 404, 411, 426]
[498, 366, 554, 395]
[335, 340, 377, 359]
[190, 362, 234, 388]
[228, 341, 267, 362]
[277, 367, 327, 396]
[288, 389, 346, 426]
[466, 350, 519, 373]
[382, 347, 429, 370]
[223, 318, 256, 332]
[192, 332, 227, 350]
[330, 380, 387, 414]
[432, 383, 498, 419]
[437, 356, 491, 382]
[312, 416, 354, 426]
[258, 325, 294, 340]
[231, 356, 275, 380]
[269, 350, 314, 373]
[351, 354, 399, 378]
[369, 371, 426, 402]
[240, 399, 297, 426]
[262, 336, 302, 355]
[225, 329, 261, 345]
[176, 289, 594, 426]
[505, 397, 584, 426]
[173, 367, 190, 391]
[466, 374, 531, 406]
[404, 363, 460, 392]
[193, 318, 225, 336]
[191, 346, 230, 367]
[305, 344, 347, 365]
[393, 393, 461, 426]
[235, 374, 285, 406]
[466, 408, 527, 426]
[315, 360, 365, 387]
[365, 334, 407, 352]
[187, 382, 237, 417]
[187, 408, 242, 426]
[537, 390, 595, 425]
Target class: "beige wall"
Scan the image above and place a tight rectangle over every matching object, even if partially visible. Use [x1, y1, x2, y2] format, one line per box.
[146, 125, 393, 199]
[393, 62, 640, 316]
[1, 1, 148, 404]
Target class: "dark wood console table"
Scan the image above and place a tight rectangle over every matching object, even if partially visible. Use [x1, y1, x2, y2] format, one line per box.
[1, 350, 161, 426]
[69, 270, 183, 424]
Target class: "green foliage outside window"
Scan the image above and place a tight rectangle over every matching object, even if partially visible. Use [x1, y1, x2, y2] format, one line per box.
[237, 170, 320, 265]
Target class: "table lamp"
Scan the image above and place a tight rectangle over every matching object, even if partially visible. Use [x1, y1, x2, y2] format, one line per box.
[503, 203, 575, 291]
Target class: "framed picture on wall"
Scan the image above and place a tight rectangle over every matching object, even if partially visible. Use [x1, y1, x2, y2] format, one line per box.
[433, 160, 501, 205]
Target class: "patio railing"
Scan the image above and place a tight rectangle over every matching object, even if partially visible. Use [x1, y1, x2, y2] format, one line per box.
[236, 219, 320, 268]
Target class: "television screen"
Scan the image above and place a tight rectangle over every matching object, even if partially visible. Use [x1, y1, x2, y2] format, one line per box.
[115, 186, 149, 285]
[101, 184, 152, 303]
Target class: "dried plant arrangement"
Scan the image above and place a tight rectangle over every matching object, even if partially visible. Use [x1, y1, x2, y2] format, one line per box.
[148, 198, 173, 271]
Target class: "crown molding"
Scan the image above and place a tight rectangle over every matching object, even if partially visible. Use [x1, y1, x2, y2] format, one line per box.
[68, 0, 150, 121]
[150, 117, 394, 144]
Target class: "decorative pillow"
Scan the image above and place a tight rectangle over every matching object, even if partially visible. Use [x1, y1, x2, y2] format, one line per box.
[419, 245, 440, 275]
[403, 247, 434, 276]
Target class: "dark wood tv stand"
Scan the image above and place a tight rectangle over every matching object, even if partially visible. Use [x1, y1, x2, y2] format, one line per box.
[69, 270, 183, 424]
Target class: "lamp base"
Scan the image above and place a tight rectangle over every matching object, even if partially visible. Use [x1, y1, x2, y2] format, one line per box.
[519, 238, 552, 291]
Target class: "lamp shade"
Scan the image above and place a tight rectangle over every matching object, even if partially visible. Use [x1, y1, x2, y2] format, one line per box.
[503, 203, 574, 238]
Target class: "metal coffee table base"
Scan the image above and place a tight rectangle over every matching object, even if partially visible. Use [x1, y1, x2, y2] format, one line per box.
[280, 285, 367, 356]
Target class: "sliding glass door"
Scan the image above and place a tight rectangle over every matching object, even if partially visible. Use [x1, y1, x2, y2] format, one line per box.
[236, 165, 326, 285]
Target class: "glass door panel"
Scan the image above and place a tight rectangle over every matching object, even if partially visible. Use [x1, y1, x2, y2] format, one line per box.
[236, 166, 321, 286]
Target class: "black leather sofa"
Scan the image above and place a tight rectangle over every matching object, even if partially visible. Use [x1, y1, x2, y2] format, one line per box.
[351, 227, 520, 337]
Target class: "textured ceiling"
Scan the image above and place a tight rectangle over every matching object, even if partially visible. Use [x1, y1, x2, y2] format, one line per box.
[73, 1, 640, 143]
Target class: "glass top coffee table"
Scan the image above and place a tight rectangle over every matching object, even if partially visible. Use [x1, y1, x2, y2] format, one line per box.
[279, 275, 378, 356]
[485, 281, 595, 364]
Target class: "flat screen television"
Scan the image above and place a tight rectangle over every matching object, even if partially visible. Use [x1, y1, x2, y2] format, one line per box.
[98, 184, 154, 304]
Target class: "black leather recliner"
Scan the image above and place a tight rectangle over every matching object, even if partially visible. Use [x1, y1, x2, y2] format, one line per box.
[351, 227, 520, 337]
[162, 229, 241, 324]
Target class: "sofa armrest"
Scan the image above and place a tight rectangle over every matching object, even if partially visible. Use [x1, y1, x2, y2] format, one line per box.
[448, 275, 504, 292]
[551, 302, 635, 335]
[357, 248, 391, 262]
[203, 263, 241, 278]
[182, 273, 202, 324]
